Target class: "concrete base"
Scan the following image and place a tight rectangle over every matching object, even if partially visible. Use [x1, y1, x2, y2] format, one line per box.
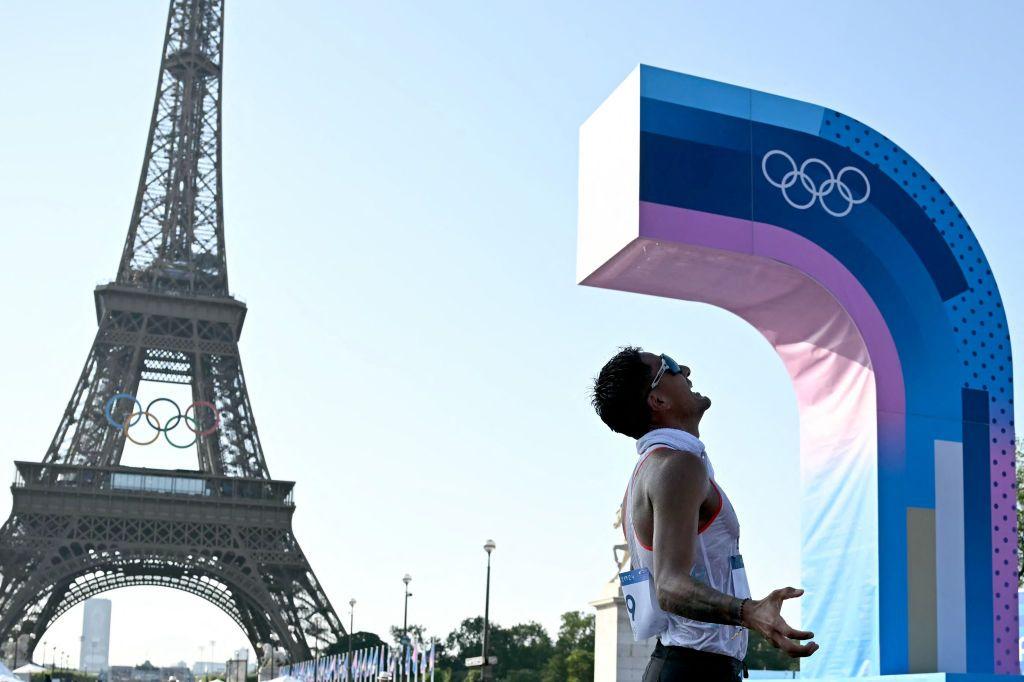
[591, 579, 656, 681]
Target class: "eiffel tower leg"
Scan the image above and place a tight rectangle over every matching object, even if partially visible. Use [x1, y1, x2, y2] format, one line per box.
[195, 350, 270, 479]
[262, 546, 346, 656]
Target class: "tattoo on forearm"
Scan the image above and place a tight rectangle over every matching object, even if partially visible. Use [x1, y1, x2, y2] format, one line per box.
[658, 579, 744, 626]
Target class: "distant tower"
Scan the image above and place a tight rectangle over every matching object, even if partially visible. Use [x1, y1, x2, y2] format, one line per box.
[0, 0, 344, 663]
[78, 599, 111, 673]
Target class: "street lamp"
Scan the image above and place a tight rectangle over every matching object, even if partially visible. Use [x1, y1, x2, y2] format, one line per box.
[402, 574, 412, 642]
[347, 599, 356, 682]
[481, 539, 496, 681]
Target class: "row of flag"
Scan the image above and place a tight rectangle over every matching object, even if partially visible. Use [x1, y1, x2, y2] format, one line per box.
[282, 641, 437, 682]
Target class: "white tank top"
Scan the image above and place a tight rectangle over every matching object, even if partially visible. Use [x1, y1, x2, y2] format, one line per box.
[624, 443, 748, 660]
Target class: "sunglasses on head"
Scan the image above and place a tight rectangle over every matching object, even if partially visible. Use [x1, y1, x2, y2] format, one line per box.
[650, 354, 683, 390]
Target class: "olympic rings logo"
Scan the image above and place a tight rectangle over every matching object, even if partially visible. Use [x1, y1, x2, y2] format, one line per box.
[761, 149, 870, 218]
[104, 394, 221, 449]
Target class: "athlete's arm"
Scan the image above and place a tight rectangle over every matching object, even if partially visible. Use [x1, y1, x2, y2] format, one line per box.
[648, 450, 740, 625]
[649, 451, 819, 658]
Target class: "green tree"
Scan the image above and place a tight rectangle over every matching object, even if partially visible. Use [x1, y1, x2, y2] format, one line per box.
[324, 630, 384, 656]
[428, 611, 597, 682]
[442, 616, 486, 665]
[438, 616, 555, 681]
[492, 621, 553, 674]
[554, 611, 595, 654]
[391, 623, 429, 646]
[542, 612, 595, 682]
[565, 649, 595, 682]
[540, 653, 566, 682]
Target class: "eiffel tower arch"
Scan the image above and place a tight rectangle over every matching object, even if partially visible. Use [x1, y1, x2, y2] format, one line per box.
[0, 0, 344, 663]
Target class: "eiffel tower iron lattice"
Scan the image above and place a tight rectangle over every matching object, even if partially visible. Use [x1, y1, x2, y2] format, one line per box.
[0, 0, 344, 663]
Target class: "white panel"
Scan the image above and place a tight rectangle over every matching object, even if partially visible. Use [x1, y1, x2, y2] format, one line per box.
[934, 439, 966, 673]
[576, 66, 641, 284]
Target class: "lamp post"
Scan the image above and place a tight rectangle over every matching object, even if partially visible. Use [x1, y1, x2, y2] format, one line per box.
[401, 574, 412, 642]
[481, 539, 496, 681]
[348, 599, 356, 682]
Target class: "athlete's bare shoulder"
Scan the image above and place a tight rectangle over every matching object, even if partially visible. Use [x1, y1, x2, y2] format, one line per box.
[642, 448, 709, 500]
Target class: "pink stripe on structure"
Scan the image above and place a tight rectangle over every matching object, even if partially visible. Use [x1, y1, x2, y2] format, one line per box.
[640, 201, 753, 254]
[751, 223, 904, 416]
[991, 413, 1018, 672]
[638, 202, 905, 416]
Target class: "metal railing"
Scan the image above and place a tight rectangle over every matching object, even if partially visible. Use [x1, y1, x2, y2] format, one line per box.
[12, 461, 295, 506]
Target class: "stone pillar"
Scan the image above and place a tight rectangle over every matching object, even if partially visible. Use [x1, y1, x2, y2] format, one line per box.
[592, 580, 656, 681]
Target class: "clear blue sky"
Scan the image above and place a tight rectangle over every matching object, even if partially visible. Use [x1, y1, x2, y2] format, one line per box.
[1, 0, 1021, 668]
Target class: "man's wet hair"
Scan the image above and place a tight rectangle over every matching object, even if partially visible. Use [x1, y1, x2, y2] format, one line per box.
[591, 346, 653, 439]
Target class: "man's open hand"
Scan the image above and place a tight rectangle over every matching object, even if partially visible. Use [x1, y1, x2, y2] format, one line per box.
[741, 587, 819, 658]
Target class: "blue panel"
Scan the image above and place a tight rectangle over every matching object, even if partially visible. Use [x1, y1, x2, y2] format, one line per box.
[963, 388, 994, 673]
[637, 99, 969, 303]
[877, 439, 908, 675]
[641, 98, 750, 152]
[963, 390, 989, 424]
[751, 90, 825, 134]
[639, 133, 751, 221]
[638, 64, 751, 120]
[751, 121, 968, 302]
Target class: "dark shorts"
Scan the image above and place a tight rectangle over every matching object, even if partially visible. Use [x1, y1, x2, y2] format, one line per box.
[641, 641, 744, 682]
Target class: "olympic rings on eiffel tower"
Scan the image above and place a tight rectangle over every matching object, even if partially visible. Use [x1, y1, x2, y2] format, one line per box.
[104, 393, 221, 449]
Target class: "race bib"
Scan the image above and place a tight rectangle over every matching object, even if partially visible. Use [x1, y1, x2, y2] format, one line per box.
[730, 554, 750, 599]
[619, 567, 668, 641]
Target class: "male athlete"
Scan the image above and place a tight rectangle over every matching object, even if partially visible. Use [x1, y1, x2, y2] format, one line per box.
[591, 347, 818, 681]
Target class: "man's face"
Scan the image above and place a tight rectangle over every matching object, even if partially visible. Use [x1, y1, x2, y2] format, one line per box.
[641, 352, 712, 419]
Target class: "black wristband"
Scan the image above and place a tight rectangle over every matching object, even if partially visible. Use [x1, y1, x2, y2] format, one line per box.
[737, 598, 751, 626]
[729, 597, 742, 625]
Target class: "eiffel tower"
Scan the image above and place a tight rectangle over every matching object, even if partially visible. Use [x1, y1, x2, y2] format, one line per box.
[0, 0, 344, 664]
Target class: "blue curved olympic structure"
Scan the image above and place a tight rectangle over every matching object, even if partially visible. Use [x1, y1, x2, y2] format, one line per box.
[576, 65, 1016, 678]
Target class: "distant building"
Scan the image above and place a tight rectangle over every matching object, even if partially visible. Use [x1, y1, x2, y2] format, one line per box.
[192, 661, 226, 677]
[78, 599, 112, 673]
[110, 661, 194, 682]
[225, 650, 247, 682]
